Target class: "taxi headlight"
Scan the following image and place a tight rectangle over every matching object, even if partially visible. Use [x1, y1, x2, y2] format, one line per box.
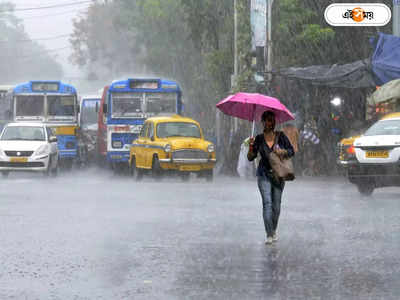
[164, 144, 171, 153]
[35, 144, 50, 156]
[207, 144, 215, 153]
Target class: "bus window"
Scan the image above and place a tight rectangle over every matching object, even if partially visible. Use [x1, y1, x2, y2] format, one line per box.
[16, 95, 44, 116]
[146, 93, 176, 114]
[48, 95, 75, 116]
[111, 92, 143, 117]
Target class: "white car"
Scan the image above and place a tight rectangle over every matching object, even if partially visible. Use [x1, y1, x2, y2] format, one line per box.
[0, 122, 59, 177]
[347, 113, 400, 195]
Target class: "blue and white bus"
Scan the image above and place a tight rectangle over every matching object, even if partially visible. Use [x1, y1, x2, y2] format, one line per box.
[99, 78, 183, 171]
[7, 81, 79, 168]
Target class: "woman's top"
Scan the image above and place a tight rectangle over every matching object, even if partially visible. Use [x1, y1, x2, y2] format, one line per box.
[247, 131, 295, 177]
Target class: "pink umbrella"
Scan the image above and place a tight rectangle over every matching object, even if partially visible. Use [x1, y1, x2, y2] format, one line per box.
[216, 92, 295, 136]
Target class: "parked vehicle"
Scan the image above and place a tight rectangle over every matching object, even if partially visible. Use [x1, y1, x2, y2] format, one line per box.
[129, 115, 216, 181]
[0, 122, 58, 177]
[340, 112, 400, 195]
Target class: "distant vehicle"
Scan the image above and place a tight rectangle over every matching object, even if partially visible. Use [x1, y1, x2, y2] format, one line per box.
[97, 78, 183, 173]
[340, 112, 400, 195]
[129, 115, 216, 181]
[6, 81, 79, 169]
[0, 85, 14, 132]
[0, 122, 58, 177]
[78, 95, 101, 165]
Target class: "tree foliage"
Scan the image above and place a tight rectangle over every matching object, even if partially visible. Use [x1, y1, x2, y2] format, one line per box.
[0, 2, 63, 84]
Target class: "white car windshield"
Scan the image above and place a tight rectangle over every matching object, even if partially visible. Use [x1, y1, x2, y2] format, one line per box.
[157, 122, 201, 138]
[1, 126, 45, 141]
[364, 119, 400, 136]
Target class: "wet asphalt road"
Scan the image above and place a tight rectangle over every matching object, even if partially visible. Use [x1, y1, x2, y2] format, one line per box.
[1, 170, 400, 299]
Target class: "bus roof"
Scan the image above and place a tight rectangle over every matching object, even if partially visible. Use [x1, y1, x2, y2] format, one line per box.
[109, 78, 181, 93]
[12, 81, 77, 94]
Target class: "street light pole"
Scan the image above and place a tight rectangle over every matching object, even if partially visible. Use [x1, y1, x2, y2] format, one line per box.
[265, 0, 274, 85]
[394, 0, 400, 37]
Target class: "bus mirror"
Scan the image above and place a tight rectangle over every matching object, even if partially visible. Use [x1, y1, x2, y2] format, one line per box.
[103, 103, 107, 114]
[151, 135, 155, 142]
[77, 105, 80, 113]
[95, 102, 99, 113]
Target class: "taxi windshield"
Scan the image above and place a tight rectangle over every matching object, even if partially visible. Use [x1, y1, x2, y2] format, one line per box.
[1, 126, 45, 141]
[157, 122, 201, 138]
[364, 119, 400, 136]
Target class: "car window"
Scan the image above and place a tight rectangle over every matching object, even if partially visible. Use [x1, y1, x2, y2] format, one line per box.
[364, 119, 400, 136]
[148, 122, 154, 139]
[139, 122, 148, 138]
[156, 122, 201, 138]
[46, 127, 53, 140]
[1, 126, 45, 141]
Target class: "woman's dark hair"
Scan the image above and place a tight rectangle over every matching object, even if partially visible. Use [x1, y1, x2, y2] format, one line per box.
[261, 110, 275, 122]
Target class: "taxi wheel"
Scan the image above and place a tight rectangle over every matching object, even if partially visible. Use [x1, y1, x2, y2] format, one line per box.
[1, 171, 9, 178]
[357, 184, 374, 196]
[130, 157, 137, 177]
[152, 156, 163, 179]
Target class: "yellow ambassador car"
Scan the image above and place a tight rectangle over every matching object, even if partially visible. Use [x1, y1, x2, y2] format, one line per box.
[129, 115, 216, 181]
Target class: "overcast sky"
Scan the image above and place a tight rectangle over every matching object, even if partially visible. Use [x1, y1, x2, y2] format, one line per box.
[7, 0, 91, 79]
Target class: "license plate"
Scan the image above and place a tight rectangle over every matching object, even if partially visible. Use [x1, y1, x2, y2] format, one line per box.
[179, 165, 201, 172]
[10, 157, 28, 163]
[366, 150, 389, 158]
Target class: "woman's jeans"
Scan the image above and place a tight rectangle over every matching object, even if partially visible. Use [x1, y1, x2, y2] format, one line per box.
[257, 173, 284, 238]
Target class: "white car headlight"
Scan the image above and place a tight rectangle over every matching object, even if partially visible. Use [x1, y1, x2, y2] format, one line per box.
[164, 144, 171, 153]
[35, 144, 50, 156]
[207, 144, 215, 153]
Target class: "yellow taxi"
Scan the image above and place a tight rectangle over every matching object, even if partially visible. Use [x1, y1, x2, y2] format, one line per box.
[129, 115, 216, 181]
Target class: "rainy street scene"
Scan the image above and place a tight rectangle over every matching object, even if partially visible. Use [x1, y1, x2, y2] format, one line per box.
[1, 0, 400, 299]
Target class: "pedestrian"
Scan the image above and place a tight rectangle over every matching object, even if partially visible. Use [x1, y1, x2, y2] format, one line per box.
[247, 111, 295, 245]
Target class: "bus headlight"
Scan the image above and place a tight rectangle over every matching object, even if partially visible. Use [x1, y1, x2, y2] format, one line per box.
[207, 144, 215, 153]
[164, 144, 171, 153]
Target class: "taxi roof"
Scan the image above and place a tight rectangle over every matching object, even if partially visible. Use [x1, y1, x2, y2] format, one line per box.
[380, 112, 400, 120]
[146, 114, 199, 124]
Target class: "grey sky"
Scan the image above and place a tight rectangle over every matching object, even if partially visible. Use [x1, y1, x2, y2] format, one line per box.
[7, 0, 91, 79]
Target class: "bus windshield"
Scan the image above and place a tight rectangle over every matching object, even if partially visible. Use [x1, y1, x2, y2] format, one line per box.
[146, 93, 177, 114]
[1, 126, 45, 141]
[81, 100, 99, 127]
[111, 92, 142, 117]
[15, 95, 44, 117]
[48, 95, 75, 117]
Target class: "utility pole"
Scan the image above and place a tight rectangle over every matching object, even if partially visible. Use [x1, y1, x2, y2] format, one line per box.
[394, 0, 400, 36]
[233, 0, 238, 132]
[265, 0, 274, 87]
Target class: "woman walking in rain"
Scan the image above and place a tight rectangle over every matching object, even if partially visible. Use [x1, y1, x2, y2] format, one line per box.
[247, 111, 295, 245]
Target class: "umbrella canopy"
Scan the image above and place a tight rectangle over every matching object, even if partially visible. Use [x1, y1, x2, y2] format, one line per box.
[368, 79, 400, 105]
[216, 92, 295, 123]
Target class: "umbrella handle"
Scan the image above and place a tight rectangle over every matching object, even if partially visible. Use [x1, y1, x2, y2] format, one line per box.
[251, 120, 255, 137]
